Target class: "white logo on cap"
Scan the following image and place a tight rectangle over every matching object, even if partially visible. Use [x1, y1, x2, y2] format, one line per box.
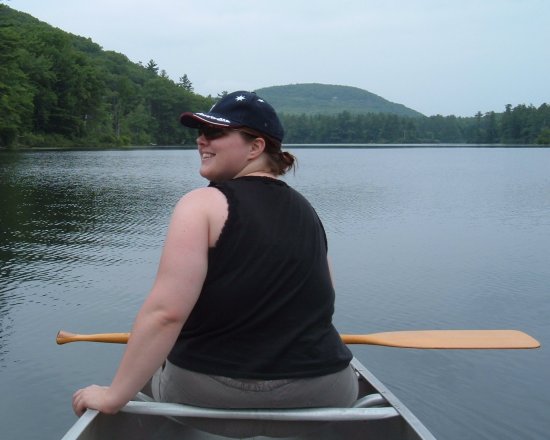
[235, 95, 246, 101]
[196, 113, 231, 124]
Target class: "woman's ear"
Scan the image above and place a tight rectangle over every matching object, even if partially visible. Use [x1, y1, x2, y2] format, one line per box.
[248, 137, 266, 159]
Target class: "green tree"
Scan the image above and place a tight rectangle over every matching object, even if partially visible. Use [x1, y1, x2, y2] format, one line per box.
[0, 25, 34, 146]
[483, 111, 499, 143]
[536, 128, 550, 145]
[145, 59, 159, 75]
[177, 74, 193, 91]
[123, 102, 155, 145]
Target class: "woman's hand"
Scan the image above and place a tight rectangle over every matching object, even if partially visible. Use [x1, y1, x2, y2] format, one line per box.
[72, 385, 123, 417]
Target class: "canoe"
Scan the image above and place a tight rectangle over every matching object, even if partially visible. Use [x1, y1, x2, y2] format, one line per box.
[61, 357, 436, 440]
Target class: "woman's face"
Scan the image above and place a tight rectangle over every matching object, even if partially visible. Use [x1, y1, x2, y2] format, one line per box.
[196, 127, 253, 181]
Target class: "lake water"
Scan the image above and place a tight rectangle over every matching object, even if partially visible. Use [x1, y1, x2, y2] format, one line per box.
[1, 147, 549, 440]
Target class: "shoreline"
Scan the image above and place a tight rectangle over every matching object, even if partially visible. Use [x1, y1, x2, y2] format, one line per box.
[1, 143, 546, 152]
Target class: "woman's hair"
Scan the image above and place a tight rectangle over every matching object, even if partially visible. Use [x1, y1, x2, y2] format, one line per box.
[239, 130, 297, 176]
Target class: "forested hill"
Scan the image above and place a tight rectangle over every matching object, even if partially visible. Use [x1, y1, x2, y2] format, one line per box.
[0, 5, 212, 148]
[1, 5, 549, 148]
[255, 84, 424, 117]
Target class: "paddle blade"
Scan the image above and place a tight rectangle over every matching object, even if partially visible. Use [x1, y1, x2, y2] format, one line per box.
[341, 330, 540, 349]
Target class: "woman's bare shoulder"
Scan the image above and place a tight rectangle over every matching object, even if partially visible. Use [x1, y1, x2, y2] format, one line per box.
[171, 187, 228, 247]
[172, 187, 227, 217]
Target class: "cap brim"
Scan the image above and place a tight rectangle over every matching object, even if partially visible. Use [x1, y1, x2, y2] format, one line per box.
[179, 112, 234, 128]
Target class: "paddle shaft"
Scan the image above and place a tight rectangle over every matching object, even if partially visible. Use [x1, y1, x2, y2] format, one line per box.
[56, 329, 540, 349]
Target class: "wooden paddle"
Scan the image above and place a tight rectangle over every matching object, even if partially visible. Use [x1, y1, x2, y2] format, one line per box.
[56, 329, 540, 349]
[340, 330, 540, 349]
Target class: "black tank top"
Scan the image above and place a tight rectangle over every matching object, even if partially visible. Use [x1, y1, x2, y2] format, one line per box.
[167, 176, 352, 379]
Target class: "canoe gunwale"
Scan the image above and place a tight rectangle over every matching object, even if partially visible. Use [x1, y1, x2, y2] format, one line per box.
[351, 360, 437, 440]
[60, 409, 99, 440]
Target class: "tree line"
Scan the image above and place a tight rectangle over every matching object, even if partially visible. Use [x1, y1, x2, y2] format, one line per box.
[281, 105, 550, 145]
[1, 5, 549, 149]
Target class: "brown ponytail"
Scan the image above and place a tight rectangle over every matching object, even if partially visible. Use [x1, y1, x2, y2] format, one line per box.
[268, 149, 297, 176]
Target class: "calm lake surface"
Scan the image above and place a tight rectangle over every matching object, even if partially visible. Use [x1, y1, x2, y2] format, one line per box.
[1, 147, 549, 440]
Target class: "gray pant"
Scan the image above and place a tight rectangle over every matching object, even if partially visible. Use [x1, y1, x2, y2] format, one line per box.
[150, 360, 358, 409]
[146, 361, 359, 437]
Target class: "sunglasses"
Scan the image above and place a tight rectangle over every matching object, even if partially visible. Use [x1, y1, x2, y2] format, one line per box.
[198, 126, 261, 141]
[197, 126, 231, 140]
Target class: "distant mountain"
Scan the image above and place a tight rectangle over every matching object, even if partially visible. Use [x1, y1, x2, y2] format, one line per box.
[254, 83, 424, 117]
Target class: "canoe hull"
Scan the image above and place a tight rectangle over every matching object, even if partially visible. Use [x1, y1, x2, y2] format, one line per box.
[62, 358, 435, 440]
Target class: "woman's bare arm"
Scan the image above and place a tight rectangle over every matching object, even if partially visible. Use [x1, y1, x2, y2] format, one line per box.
[73, 187, 226, 415]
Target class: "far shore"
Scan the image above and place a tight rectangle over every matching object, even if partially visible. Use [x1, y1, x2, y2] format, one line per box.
[1, 143, 545, 152]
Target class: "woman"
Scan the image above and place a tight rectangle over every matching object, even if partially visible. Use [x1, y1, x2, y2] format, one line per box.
[72, 91, 356, 417]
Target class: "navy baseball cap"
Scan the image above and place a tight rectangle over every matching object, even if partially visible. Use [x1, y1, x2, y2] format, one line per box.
[180, 91, 284, 143]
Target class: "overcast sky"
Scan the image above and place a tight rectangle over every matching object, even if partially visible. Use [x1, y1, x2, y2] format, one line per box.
[7, 0, 550, 116]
